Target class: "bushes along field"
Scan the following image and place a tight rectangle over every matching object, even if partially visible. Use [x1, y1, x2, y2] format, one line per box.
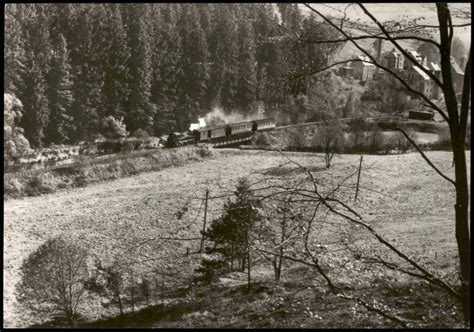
[4, 145, 215, 200]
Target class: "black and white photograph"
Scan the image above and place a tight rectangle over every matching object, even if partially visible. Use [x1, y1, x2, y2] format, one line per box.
[3, 2, 471, 328]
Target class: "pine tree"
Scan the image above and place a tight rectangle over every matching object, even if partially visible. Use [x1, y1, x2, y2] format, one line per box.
[176, 4, 210, 130]
[253, 4, 288, 112]
[101, 4, 131, 120]
[277, 3, 302, 32]
[46, 34, 74, 144]
[150, 4, 180, 135]
[208, 5, 239, 110]
[19, 4, 51, 149]
[4, 4, 26, 95]
[69, 5, 107, 141]
[123, 4, 154, 134]
[237, 18, 257, 114]
[201, 178, 262, 273]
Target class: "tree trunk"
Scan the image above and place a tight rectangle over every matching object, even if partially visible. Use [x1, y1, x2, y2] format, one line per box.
[272, 259, 278, 282]
[117, 293, 123, 318]
[66, 308, 75, 327]
[276, 208, 286, 283]
[453, 145, 470, 324]
[247, 247, 251, 293]
[231, 242, 234, 270]
[275, 259, 282, 283]
[130, 272, 135, 313]
[436, 3, 471, 323]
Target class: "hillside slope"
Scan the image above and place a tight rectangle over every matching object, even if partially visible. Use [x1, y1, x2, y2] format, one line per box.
[4, 149, 470, 327]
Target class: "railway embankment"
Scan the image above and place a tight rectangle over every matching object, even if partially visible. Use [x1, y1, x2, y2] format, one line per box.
[4, 145, 215, 200]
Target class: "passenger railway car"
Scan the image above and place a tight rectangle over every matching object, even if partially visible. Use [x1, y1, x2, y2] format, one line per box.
[197, 118, 276, 142]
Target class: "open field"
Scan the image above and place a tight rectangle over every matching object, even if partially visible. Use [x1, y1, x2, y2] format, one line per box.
[3, 149, 470, 327]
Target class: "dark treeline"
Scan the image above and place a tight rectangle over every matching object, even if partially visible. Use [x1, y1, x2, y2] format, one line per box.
[5, 3, 338, 148]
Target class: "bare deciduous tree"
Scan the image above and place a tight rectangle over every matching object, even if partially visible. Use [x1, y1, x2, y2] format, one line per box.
[16, 236, 90, 327]
[289, 3, 470, 323]
[313, 120, 345, 168]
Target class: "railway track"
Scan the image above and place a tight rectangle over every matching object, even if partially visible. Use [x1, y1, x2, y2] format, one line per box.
[3, 115, 423, 178]
[273, 115, 402, 131]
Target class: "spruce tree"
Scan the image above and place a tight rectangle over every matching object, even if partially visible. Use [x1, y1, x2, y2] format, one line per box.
[46, 34, 74, 144]
[123, 4, 154, 134]
[200, 178, 262, 274]
[19, 4, 51, 149]
[150, 4, 180, 135]
[176, 4, 209, 130]
[208, 5, 239, 110]
[101, 4, 131, 121]
[69, 5, 107, 141]
[4, 4, 26, 95]
[237, 18, 257, 114]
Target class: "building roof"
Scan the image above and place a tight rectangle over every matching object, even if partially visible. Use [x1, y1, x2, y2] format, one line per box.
[356, 55, 375, 67]
[429, 62, 441, 71]
[412, 65, 430, 80]
[408, 50, 423, 62]
[385, 51, 401, 59]
[450, 59, 464, 75]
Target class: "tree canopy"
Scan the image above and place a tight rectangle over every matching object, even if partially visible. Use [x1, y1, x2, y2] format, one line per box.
[4, 3, 339, 149]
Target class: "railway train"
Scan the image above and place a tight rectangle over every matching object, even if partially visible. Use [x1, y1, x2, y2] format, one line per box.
[195, 118, 276, 142]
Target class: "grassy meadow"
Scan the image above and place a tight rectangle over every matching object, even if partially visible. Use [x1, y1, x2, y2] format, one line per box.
[3, 149, 470, 327]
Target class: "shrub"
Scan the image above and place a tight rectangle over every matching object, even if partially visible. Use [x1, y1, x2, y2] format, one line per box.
[193, 254, 228, 286]
[166, 133, 180, 148]
[396, 130, 417, 153]
[16, 236, 90, 327]
[4, 93, 31, 163]
[122, 138, 143, 152]
[23, 173, 56, 196]
[288, 128, 307, 151]
[347, 116, 368, 151]
[197, 145, 214, 158]
[143, 137, 161, 149]
[312, 121, 345, 168]
[367, 124, 385, 153]
[4, 177, 24, 199]
[437, 127, 452, 149]
[72, 170, 88, 188]
[101, 116, 128, 139]
[253, 132, 270, 147]
[97, 140, 120, 154]
[133, 129, 149, 139]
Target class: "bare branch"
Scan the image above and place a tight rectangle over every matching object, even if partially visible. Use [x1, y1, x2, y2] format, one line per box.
[276, 155, 460, 300]
[394, 128, 456, 186]
[291, 58, 361, 79]
[254, 246, 409, 327]
[301, 34, 440, 48]
[358, 4, 443, 88]
[318, 197, 461, 300]
[301, 3, 450, 123]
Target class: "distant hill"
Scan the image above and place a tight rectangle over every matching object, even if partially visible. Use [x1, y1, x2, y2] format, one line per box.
[299, 3, 471, 59]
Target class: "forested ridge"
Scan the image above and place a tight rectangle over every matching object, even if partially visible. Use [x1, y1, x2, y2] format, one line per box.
[4, 3, 339, 149]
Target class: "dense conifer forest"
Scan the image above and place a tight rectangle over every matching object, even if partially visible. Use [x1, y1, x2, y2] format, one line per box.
[4, 3, 338, 148]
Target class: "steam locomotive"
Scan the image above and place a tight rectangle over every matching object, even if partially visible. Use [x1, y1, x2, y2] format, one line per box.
[195, 118, 276, 142]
